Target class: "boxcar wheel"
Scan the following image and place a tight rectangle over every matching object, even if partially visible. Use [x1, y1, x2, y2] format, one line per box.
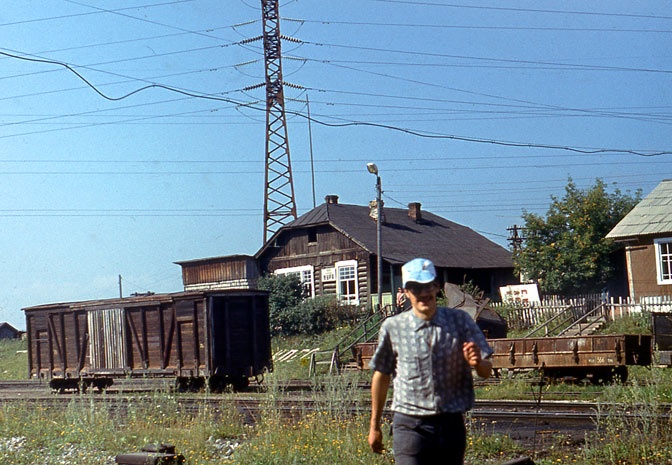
[92, 378, 114, 392]
[175, 377, 190, 392]
[208, 376, 228, 393]
[232, 376, 250, 391]
[613, 366, 628, 384]
[177, 377, 205, 392]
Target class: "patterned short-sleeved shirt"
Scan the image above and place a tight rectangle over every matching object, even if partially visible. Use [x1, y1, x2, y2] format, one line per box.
[369, 307, 493, 416]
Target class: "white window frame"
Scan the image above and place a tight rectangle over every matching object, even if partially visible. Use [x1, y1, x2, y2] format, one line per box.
[275, 265, 315, 298]
[335, 260, 359, 305]
[654, 238, 672, 285]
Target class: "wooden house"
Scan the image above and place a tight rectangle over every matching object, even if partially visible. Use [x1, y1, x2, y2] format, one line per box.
[255, 195, 516, 308]
[607, 179, 672, 299]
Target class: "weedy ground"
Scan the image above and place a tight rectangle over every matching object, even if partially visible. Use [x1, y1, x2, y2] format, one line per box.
[0, 329, 670, 465]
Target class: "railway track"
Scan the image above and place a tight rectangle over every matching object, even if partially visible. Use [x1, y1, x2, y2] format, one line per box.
[0, 376, 655, 399]
[1, 379, 668, 417]
[1, 378, 669, 452]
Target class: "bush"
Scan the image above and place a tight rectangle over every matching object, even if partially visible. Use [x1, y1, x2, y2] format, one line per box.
[258, 274, 358, 337]
[257, 274, 303, 335]
[597, 311, 651, 335]
[276, 296, 356, 336]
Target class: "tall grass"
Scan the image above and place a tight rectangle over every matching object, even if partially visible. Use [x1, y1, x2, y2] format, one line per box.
[0, 391, 248, 464]
[1, 334, 671, 464]
[0, 338, 27, 380]
[231, 375, 394, 465]
[582, 377, 672, 464]
[0, 370, 669, 464]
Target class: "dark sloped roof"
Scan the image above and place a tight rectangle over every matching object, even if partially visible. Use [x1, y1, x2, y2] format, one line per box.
[0, 322, 20, 333]
[267, 202, 512, 269]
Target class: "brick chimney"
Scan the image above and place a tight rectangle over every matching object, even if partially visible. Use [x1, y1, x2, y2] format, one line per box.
[408, 202, 422, 221]
[325, 195, 339, 204]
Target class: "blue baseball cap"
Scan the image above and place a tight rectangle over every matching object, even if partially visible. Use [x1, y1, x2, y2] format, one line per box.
[402, 258, 437, 288]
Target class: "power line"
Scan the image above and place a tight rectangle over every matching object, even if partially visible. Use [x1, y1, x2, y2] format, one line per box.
[0, 0, 196, 28]
[294, 51, 672, 75]
[366, 1, 672, 21]
[1, 23, 669, 158]
[1, 160, 669, 175]
[63, 0, 228, 42]
[285, 18, 672, 34]
[293, 52, 671, 126]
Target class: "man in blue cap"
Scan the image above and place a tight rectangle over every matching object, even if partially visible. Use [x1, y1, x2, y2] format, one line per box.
[367, 258, 493, 465]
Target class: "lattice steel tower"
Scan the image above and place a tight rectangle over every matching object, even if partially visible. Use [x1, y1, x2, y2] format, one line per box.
[261, 0, 297, 242]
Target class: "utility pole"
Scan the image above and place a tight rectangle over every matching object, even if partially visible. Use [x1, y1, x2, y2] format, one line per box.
[507, 224, 525, 252]
[307, 95, 316, 209]
[260, 0, 297, 243]
[367, 163, 383, 310]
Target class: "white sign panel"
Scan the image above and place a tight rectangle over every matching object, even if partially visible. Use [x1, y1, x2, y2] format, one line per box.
[500, 284, 540, 305]
[321, 267, 336, 282]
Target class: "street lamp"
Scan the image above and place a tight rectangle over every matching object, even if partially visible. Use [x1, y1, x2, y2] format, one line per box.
[367, 163, 383, 311]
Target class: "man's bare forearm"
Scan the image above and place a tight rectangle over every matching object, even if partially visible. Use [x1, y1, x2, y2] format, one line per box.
[370, 371, 390, 428]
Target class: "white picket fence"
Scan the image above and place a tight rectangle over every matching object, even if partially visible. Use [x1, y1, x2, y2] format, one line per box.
[492, 294, 672, 330]
[606, 295, 672, 319]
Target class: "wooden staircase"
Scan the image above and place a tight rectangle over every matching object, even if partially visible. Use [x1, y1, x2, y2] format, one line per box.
[526, 302, 609, 338]
[560, 314, 607, 337]
[308, 305, 391, 376]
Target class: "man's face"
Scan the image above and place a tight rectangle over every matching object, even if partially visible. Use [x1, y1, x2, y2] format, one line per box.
[404, 282, 439, 319]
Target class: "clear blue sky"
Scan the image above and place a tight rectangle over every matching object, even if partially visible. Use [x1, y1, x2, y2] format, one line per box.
[1, 1, 670, 328]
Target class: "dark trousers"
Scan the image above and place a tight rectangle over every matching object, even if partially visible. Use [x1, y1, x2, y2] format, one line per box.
[392, 411, 466, 465]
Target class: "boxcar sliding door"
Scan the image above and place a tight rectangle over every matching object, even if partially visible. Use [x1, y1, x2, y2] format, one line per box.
[88, 308, 127, 372]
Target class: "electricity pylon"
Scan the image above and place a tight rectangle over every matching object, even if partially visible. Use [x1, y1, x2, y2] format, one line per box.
[260, 0, 297, 243]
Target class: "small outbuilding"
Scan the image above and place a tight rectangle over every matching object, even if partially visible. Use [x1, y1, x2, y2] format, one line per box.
[175, 255, 260, 291]
[0, 322, 22, 340]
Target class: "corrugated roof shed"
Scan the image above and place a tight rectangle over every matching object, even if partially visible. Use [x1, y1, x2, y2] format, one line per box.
[607, 179, 672, 240]
[272, 200, 512, 269]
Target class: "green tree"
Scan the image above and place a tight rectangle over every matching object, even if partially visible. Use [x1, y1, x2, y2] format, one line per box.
[514, 178, 641, 295]
[257, 273, 304, 334]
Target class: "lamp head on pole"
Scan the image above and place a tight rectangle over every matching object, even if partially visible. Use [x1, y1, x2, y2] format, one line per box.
[366, 163, 378, 176]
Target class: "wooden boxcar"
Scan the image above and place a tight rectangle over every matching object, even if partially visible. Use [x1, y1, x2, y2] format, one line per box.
[488, 334, 652, 383]
[23, 290, 272, 391]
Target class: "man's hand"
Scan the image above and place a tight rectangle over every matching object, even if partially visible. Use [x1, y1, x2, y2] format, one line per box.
[463, 341, 492, 379]
[369, 370, 391, 453]
[368, 425, 385, 454]
[462, 341, 481, 367]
